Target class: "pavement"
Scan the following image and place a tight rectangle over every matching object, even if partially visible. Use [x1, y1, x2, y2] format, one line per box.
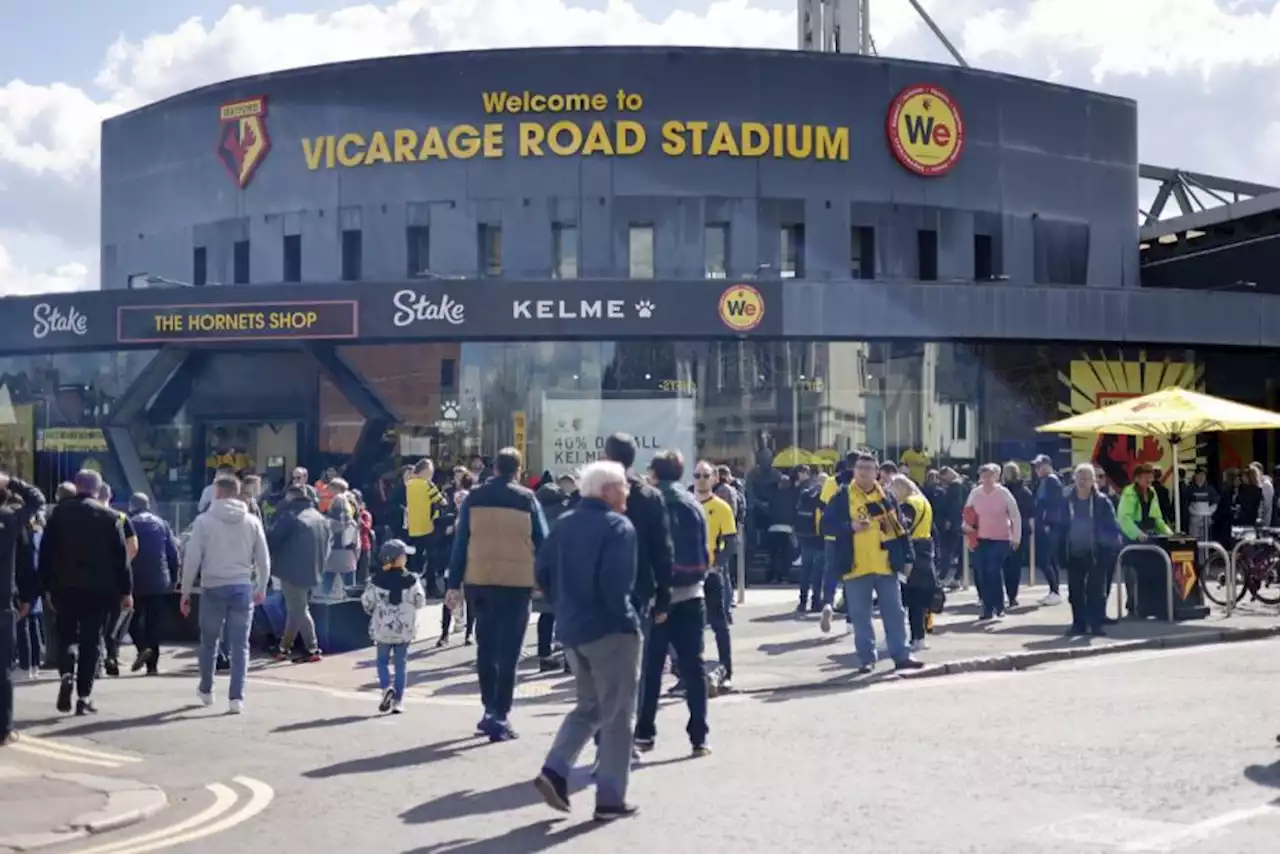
[8, 611, 1280, 852]
[195, 582, 1280, 705]
[5, 581, 1280, 852]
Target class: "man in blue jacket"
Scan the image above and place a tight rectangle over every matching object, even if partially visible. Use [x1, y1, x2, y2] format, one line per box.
[1032, 455, 1067, 607]
[633, 450, 711, 758]
[126, 494, 180, 675]
[533, 460, 641, 822]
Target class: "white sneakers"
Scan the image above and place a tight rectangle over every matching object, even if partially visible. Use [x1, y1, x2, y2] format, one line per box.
[198, 688, 243, 714]
[910, 639, 930, 652]
[819, 605, 833, 634]
[1040, 592, 1063, 606]
[391, 701, 405, 715]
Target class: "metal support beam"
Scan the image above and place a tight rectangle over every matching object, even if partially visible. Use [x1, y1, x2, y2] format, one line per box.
[147, 351, 209, 425]
[1139, 164, 1277, 200]
[104, 425, 153, 502]
[109, 347, 191, 426]
[303, 344, 396, 423]
[906, 0, 969, 67]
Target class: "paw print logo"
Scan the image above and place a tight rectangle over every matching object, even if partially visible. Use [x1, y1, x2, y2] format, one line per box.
[441, 401, 460, 421]
[635, 300, 655, 319]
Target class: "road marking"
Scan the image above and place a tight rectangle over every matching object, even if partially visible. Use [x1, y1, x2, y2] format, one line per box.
[17, 734, 143, 764]
[1121, 803, 1280, 851]
[9, 741, 125, 768]
[254, 675, 479, 707]
[66, 782, 240, 854]
[99, 777, 274, 854]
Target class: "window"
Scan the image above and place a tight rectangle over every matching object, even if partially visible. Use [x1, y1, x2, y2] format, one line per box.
[552, 223, 578, 279]
[193, 246, 207, 286]
[781, 224, 805, 279]
[628, 224, 654, 279]
[704, 223, 729, 279]
[440, 358, 456, 390]
[917, 229, 938, 281]
[283, 234, 301, 283]
[952, 403, 968, 441]
[1033, 217, 1090, 285]
[406, 225, 430, 277]
[479, 224, 502, 277]
[974, 233, 994, 280]
[233, 240, 250, 284]
[851, 226, 875, 280]
[341, 229, 363, 282]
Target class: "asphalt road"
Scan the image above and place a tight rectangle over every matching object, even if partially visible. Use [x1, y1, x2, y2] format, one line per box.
[11, 638, 1280, 853]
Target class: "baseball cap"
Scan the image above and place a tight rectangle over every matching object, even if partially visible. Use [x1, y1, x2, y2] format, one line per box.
[379, 538, 416, 564]
[1031, 454, 1053, 467]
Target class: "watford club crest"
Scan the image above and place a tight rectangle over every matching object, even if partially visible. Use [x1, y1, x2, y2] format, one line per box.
[217, 96, 271, 189]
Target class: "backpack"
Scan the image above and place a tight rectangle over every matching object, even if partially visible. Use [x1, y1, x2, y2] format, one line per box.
[658, 483, 708, 588]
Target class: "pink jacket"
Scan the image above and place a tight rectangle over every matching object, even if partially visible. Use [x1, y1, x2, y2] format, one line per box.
[966, 485, 1021, 542]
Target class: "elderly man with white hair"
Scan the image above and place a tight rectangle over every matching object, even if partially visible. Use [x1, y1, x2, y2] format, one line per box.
[1061, 463, 1121, 637]
[533, 460, 642, 822]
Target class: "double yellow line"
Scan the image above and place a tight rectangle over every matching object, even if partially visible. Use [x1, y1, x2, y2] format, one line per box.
[68, 777, 274, 854]
[9, 735, 142, 768]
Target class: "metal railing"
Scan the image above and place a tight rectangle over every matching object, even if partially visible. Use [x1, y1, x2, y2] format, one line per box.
[1198, 541, 1232, 616]
[1113, 543, 1175, 623]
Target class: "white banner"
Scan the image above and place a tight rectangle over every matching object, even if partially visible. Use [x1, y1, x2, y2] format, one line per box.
[541, 396, 697, 481]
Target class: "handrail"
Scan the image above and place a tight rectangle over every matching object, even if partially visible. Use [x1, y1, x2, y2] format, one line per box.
[1228, 536, 1280, 618]
[1113, 543, 1175, 623]
[1197, 541, 1232, 616]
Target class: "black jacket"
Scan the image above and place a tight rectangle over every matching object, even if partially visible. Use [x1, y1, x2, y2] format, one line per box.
[624, 472, 674, 615]
[39, 495, 132, 598]
[127, 510, 180, 596]
[1, 478, 45, 608]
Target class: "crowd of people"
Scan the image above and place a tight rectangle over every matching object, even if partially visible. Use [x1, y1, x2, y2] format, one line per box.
[4, 438, 1272, 819]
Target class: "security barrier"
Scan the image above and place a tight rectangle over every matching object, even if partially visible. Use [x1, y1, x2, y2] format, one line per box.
[1112, 543, 1175, 623]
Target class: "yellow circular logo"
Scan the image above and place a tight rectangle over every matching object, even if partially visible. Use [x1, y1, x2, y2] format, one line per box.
[886, 85, 964, 177]
[718, 284, 764, 332]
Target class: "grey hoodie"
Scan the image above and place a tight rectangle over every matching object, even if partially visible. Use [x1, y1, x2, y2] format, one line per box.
[180, 498, 270, 598]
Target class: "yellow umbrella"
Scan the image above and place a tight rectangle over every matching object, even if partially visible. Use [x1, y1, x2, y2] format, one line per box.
[1037, 387, 1280, 529]
[773, 447, 816, 468]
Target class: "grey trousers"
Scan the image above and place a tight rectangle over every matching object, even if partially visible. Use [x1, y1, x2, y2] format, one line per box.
[279, 580, 318, 652]
[543, 631, 642, 807]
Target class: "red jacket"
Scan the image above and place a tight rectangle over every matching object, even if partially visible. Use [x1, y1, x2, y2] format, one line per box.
[358, 509, 374, 552]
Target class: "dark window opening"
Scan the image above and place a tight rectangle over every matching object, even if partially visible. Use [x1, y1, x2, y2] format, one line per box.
[974, 233, 994, 280]
[479, 224, 502, 276]
[407, 225, 430, 277]
[440, 358, 457, 390]
[283, 234, 301, 283]
[781, 224, 805, 279]
[1033, 217, 1090, 285]
[852, 226, 875, 280]
[233, 240, 250, 284]
[917, 229, 938, 281]
[341, 229, 363, 282]
[193, 246, 207, 286]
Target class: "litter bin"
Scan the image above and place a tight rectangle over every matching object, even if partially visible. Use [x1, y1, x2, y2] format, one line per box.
[1130, 535, 1210, 620]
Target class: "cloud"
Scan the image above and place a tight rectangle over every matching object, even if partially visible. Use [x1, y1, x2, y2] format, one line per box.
[0, 230, 92, 296]
[1, 0, 1278, 294]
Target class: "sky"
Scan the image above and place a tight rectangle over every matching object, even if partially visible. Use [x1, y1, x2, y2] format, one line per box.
[1, 0, 1278, 296]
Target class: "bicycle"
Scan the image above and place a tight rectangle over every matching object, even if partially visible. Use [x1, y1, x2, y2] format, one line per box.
[1200, 527, 1280, 606]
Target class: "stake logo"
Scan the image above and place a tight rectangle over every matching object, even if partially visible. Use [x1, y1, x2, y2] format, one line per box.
[217, 96, 272, 189]
[718, 284, 764, 332]
[886, 85, 964, 177]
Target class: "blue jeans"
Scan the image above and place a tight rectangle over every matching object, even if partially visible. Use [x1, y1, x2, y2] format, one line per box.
[376, 643, 408, 700]
[198, 585, 253, 702]
[1037, 527, 1062, 594]
[820, 540, 841, 606]
[974, 539, 1012, 617]
[843, 574, 909, 665]
[799, 541, 825, 607]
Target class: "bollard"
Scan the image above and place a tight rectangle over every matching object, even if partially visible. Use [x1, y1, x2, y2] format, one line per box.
[1029, 530, 1037, 588]
[962, 543, 971, 591]
[736, 534, 746, 605]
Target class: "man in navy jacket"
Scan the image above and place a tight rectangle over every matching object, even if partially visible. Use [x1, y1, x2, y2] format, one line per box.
[126, 494, 180, 675]
[533, 460, 640, 820]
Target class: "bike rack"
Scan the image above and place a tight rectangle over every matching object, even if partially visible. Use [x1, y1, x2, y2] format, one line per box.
[1228, 536, 1280, 618]
[1113, 543, 1175, 623]
[1198, 541, 1233, 617]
